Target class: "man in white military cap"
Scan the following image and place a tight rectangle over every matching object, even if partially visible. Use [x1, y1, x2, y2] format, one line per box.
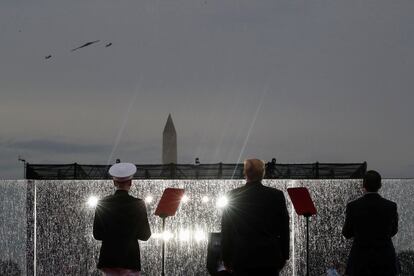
[93, 162, 151, 276]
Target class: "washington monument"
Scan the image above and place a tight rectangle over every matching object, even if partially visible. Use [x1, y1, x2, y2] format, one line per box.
[162, 114, 177, 164]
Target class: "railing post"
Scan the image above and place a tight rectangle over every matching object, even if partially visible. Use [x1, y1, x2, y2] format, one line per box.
[218, 163, 222, 179]
[74, 163, 78, 179]
[363, 161, 367, 175]
[170, 163, 176, 179]
[195, 165, 199, 179]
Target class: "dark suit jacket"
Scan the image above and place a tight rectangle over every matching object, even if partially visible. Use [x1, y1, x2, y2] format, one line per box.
[221, 181, 289, 271]
[342, 193, 398, 276]
[93, 190, 151, 271]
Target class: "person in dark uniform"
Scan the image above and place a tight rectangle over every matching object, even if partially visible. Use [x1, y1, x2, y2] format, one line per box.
[93, 162, 151, 276]
[342, 170, 398, 276]
[221, 159, 290, 276]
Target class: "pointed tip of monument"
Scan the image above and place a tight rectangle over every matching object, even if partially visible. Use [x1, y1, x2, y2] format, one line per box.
[163, 113, 176, 133]
[166, 114, 173, 124]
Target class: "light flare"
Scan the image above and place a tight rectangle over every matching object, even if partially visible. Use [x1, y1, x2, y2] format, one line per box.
[145, 195, 153, 203]
[179, 229, 191, 242]
[181, 195, 189, 203]
[87, 196, 99, 208]
[216, 196, 228, 208]
[194, 229, 206, 242]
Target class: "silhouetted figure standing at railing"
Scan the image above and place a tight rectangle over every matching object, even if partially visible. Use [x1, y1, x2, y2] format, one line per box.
[93, 163, 151, 276]
[342, 170, 398, 276]
[221, 159, 290, 276]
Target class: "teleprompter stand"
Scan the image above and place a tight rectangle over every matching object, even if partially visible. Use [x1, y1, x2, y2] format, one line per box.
[155, 188, 185, 276]
[287, 187, 317, 276]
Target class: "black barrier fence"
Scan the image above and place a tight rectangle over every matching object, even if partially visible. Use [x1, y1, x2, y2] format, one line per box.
[25, 162, 367, 180]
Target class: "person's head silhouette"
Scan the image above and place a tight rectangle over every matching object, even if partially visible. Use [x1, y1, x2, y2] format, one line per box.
[108, 162, 136, 191]
[363, 170, 382, 192]
[243, 159, 265, 182]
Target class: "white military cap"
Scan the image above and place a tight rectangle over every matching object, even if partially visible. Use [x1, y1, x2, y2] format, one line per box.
[108, 162, 137, 182]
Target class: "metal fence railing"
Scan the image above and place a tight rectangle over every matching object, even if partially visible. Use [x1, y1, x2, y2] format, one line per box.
[25, 162, 367, 180]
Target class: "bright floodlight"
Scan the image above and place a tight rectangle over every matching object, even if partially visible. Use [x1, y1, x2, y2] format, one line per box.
[145, 195, 153, 204]
[216, 196, 228, 208]
[202, 196, 209, 203]
[152, 231, 173, 241]
[162, 231, 173, 241]
[194, 229, 206, 242]
[87, 196, 99, 208]
[181, 195, 189, 203]
[151, 233, 162, 239]
[179, 229, 190, 242]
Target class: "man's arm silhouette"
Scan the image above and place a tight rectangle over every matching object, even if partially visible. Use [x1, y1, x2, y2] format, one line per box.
[221, 206, 233, 270]
[391, 202, 398, 237]
[136, 200, 151, 241]
[280, 192, 290, 262]
[93, 202, 104, 240]
[342, 203, 354, 239]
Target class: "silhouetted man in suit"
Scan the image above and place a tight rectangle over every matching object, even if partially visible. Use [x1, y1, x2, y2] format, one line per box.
[343, 170, 398, 276]
[93, 163, 151, 276]
[221, 159, 290, 276]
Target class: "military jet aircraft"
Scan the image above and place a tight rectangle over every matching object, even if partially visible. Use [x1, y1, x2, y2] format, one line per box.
[71, 40, 100, 52]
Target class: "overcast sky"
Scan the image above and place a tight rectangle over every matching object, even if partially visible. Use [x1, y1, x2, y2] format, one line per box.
[1, 0, 414, 179]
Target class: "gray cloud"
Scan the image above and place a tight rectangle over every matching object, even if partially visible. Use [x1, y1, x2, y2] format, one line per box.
[1, 0, 414, 178]
[5, 139, 110, 154]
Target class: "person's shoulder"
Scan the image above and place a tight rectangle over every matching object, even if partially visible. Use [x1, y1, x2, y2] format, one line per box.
[99, 194, 115, 202]
[262, 184, 282, 192]
[228, 185, 245, 195]
[226, 185, 253, 200]
[350, 196, 362, 204]
[127, 194, 143, 201]
[262, 185, 284, 195]
[95, 194, 114, 208]
[380, 196, 397, 208]
[350, 193, 396, 207]
[346, 196, 363, 208]
[224, 187, 240, 200]
[127, 195, 146, 206]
